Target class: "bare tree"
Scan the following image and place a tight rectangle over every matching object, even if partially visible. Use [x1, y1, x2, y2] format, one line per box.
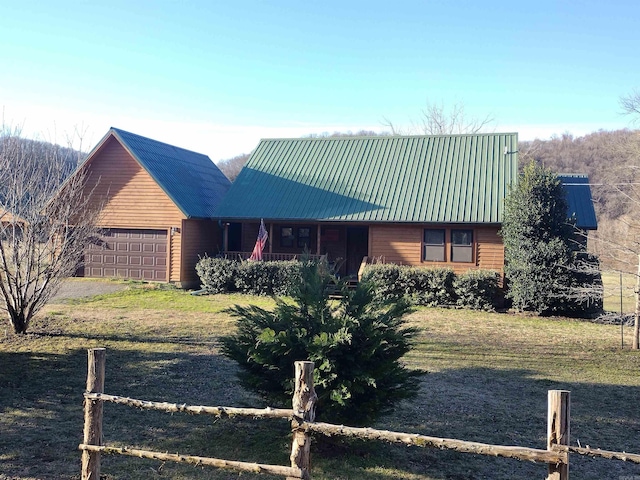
[383, 101, 495, 136]
[620, 89, 640, 119]
[217, 153, 251, 182]
[582, 95, 640, 347]
[0, 127, 102, 334]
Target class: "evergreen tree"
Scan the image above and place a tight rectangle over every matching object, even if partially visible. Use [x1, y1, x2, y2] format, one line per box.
[220, 259, 423, 426]
[501, 162, 578, 314]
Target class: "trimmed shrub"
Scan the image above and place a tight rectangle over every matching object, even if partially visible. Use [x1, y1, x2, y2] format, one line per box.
[453, 270, 499, 310]
[401, 267, 455, 306]
[221, 259, 423, 425]
[234, 260, 302, 296]
[362, 264, 456, 306]
[235, 261, 273, 295]
[195, 256, 237, 293]
[360, 264, 405, 301]
[270, 261, 303, 296]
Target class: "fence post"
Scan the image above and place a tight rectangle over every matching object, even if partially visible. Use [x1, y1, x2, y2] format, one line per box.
[289, 361, 316, 480]
[547, 390, 570, 480]
[81, 348, 106, 480]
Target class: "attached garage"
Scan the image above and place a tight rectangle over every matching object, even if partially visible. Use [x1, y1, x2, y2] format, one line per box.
[84, 229, 168, 281]
[72, 127, 231, 287]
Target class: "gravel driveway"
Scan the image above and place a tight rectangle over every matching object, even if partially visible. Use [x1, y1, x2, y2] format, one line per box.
[51, 279, 129, 302]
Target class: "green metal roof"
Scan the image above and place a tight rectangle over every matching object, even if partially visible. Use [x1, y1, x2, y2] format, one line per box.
[559, 174, 598, 230]
[90, 128, 231, 219]
[214, 133, 519, 223]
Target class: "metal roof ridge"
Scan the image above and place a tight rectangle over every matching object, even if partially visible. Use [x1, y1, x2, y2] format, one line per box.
[109, 127, 211, 159]
[255, 132, 518, 142]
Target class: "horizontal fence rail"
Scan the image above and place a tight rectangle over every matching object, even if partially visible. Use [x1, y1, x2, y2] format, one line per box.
[300, 422, 566, 464]
[554, 445, 640, 464]
[78, 444, 304, 478]
[81, 348, 640, 480]
[84, 392, 293, 419]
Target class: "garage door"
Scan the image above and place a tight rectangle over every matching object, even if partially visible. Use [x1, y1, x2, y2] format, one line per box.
[83, 229, 168, 281]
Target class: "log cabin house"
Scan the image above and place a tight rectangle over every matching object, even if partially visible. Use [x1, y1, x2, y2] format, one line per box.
[214, 133, 597, 280]
[73, 128, 230, 287]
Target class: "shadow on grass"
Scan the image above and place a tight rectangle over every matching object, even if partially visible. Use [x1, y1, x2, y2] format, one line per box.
[0, 347, 275, 480]
[367, 366, 640, 480]
[1, 349, 639, 480]
[29, 329, 218, 347]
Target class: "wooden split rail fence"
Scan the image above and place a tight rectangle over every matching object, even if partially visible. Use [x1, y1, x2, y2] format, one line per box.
[80, 348, 640, 480]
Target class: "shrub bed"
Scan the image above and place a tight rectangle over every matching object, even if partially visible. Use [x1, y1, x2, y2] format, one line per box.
[196, 257, 301, 296]
[197, 257, 501, 310]
[362, 264, 499, 310]
[453, 270, 499, 311]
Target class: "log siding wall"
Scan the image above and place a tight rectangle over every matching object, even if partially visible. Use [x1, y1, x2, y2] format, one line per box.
[180, 219, 223, 287]
[84, 139, 186, 228]
[369, 224, 504, 275]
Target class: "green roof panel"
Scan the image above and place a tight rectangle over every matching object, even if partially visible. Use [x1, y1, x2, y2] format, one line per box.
[215, 133, 519, 223]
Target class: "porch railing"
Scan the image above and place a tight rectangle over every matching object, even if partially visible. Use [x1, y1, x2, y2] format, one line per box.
[221, 251, 327, 262]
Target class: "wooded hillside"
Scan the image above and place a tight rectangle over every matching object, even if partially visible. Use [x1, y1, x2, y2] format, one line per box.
[521, 129, 640, 272]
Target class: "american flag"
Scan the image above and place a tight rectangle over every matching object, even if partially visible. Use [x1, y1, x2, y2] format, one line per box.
[249, 219, 268, 261]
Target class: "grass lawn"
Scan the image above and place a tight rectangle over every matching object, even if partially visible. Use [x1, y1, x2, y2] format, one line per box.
[1, 280, 639, 479]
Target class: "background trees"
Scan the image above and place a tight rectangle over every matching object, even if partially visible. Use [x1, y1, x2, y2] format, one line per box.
[0, 128, 101, 334]
[217, 152, 250, 181]
[383, 100, 495, 136]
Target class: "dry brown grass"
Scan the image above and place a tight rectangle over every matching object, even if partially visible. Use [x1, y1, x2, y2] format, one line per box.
[1, 281, 639, 479]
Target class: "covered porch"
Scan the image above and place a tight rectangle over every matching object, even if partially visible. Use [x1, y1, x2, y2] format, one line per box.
[222, 221, 369, 278]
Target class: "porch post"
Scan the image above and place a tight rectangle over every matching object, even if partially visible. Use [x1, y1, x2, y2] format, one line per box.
[316, 225, 321, 255]
[269, 222, 273, 254]
[223, 223, 229, 253]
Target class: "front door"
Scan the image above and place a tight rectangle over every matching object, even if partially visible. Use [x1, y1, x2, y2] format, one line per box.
[346, 227, 368, 278]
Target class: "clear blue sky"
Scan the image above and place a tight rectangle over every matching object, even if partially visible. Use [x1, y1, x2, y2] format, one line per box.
[1, 0, 638, 162]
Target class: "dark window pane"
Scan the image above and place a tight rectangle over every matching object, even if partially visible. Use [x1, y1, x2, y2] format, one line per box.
[281, 227, 294, 247]
[451, 246, 473, 263]
[424, 229, 445, 245]
[424, 245, 445, 262]
[452, 229, 473, 246]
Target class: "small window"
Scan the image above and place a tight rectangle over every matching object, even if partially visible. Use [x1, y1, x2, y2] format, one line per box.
[451, 229, 473, 263]
[297, 227, 310, 248]
[281, 227, 294, 247]
[423, 229, 445, 262]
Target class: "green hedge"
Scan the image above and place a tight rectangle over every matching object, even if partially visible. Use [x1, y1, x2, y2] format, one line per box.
[361, 264, 498, 310]
[196, 257, 302, 296]
[358, 264, 404, 301]
[234, 261, 302, 296]
[195, 256, 237, 294]
[453, 270, 499, 311]
[197, 257, 501, 310]
[403, 267, 456, 306]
